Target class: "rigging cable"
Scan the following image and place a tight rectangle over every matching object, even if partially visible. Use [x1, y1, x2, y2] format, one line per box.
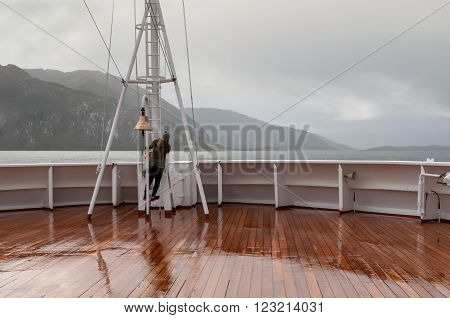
[181, 0, 199, 162]
[0, 1, 145, 97]
[134, 0, 141, 106]
[0, 1, 109, 75]
[260, 0, 450, 128]
[134, 1, 196, 135]
[134, 0, 144, 175]
[98, 0, 115, 168]
[82, 0, 124, 81]
[144, 1, 181, 143]
[0, 1, 185, 128]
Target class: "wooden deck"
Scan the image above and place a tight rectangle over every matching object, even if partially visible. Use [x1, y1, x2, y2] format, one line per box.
[0, 204, 448, 298]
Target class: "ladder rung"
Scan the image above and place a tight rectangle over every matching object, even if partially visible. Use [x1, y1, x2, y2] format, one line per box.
[140, 78, 163, 81]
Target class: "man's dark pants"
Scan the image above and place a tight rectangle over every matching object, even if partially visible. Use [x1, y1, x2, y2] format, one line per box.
[144, 165, 164, 199]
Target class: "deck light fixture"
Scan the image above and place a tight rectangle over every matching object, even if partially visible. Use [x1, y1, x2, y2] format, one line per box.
[443, 173, 450, 186]
[344, 171, 356, 180]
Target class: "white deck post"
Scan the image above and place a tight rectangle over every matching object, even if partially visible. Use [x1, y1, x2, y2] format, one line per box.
[166, 167, 175, 210]
[418, 166, 442, 221]
[112, 165, 117, 206]
[418, 165, 426, 218]
[274, 164, 279, 208]
[47, 166, 53, 210]
[88, 5, 149, 217]
[217, 162, 222, 206]
[112, 164, 122, 207]
[338, 164, 354, 213]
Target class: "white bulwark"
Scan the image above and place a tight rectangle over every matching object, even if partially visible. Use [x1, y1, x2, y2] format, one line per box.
[1, 160, 449, 222]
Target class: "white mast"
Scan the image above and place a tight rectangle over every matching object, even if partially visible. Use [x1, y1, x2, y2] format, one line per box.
[87, 0, 209, 218]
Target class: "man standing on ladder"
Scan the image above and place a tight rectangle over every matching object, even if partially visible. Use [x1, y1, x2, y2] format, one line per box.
[145, 131, 171, 202]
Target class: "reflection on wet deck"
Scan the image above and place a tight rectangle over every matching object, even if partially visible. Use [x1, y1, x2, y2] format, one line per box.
[0, 204, 448, 298]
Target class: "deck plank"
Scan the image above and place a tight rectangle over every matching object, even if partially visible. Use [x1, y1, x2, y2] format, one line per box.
[0, 204, 448, 298]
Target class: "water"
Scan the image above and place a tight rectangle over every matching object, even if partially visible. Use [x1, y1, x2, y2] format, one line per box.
[1, 150, 450, 164]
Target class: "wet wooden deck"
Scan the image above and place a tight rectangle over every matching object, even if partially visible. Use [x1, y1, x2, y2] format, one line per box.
[0, 204, 448, 298]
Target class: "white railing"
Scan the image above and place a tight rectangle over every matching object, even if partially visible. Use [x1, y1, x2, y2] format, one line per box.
[0, 160, 449, 221]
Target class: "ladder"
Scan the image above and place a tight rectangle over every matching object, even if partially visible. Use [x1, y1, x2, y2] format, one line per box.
[139, 1, 169, 215]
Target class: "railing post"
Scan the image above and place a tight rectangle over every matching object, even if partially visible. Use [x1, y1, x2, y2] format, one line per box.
[418, 165, 425, 219]
[47, 166, 53, 210]
[338, 164, 354, 213]
[112, 164, 118, 207]
[274, 164, 279, 208]
[163, 164, 174, 212]
[217, 162, 223, 206]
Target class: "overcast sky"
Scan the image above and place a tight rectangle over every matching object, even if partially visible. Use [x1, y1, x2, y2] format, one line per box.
[1, 0, 449, 148]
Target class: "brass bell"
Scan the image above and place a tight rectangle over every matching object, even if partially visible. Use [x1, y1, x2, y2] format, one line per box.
[134, 108, 152, 131]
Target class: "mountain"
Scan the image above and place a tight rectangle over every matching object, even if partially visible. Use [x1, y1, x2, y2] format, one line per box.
[26, 68, 353, 151]
[193, 108, 352, 151]
[26, 68, 185, 126]
[366, 145, 450, 151]
[194, 108, 263, 126]
[0, 64, 190, 150]
[0, 64, 135, 150]
[0, 64, 352, 151]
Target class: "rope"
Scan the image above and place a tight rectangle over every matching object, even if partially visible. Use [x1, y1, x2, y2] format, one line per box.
[97, 0, 115, 168]
[82, 0, 124, 81]
[181, 0, 200, 162]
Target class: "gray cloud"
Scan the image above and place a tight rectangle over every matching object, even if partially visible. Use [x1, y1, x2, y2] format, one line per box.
[0, 0, 449, 148]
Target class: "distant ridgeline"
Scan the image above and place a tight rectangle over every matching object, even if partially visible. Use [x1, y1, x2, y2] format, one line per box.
[0, 64, 350, 151]
[365, 145, 450, 151]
